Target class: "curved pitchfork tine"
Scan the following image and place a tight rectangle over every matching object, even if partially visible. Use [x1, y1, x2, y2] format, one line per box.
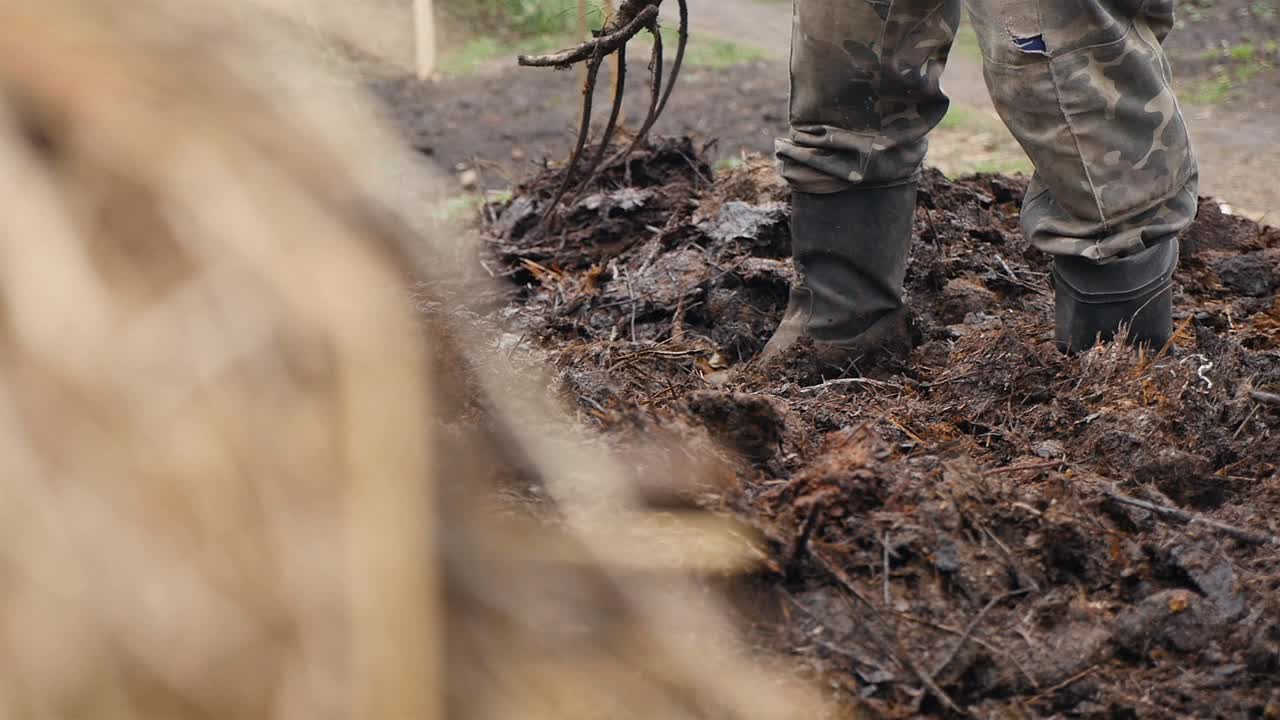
[657, 0, 688, 119]
[607, 20, 663, 172]
[573, 43, 627, 195]
[531, 49, 605, 233]
[515, 1, 690, 233]
[601, 0, 685, 172]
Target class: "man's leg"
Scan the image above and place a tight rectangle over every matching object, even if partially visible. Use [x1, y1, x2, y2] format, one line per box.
[763, 0, 961, 367]
[968, 0, 1198, 351]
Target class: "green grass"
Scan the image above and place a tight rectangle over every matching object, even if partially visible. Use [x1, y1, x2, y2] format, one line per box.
[930, 150, 1033, 178]
[450, 0, 602, 36]
[1183, 66, 1265, 104]
[966, 159, 1033, 176]
[1236, 63, 1267, 81]
[432, 190, 512, 222]
[630, 27, 765, 69]
[1197, 42, 1263, 62]
[952, 19, 983, 61]
[714, 156, 745, 173]
[439, 33, 571, 76]
[1180, 2, 1207, 23]
[937, 105, 978, 130]
[929, 102, 1034, 177]
[432, 194, 483, 222]
[1185, 74, 1234, 104]
[686, 31, 762, 67]
[1181, 52, 1275, 105]
[1228, 43, 1257, 62]
[438, 0, 613, 76]
[440, 36, 505, 76]
[680, 31, 765, 69]
[441, 6, 763, 77]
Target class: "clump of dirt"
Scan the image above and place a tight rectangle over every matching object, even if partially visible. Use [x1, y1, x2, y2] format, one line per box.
[477, 137, 1280, 716]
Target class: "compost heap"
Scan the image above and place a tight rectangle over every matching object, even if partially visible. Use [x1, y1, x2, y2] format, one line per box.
[476, 137, 1280, 717]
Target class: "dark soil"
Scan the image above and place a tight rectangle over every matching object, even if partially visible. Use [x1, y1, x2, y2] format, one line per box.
[371, 60, 786, 187]
[468, 136, 1280, 717]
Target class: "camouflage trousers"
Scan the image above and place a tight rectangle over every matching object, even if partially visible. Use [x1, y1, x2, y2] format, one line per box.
[777, 0, 1199, 261]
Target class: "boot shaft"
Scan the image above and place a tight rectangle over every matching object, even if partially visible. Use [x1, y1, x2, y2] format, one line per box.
[1053, 240, 1179, 352]
[759, 183, 918, 365]
[786, 183, 917, 342]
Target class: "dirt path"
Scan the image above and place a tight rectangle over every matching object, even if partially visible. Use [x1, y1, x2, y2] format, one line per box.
[688, 0, 1280, 219]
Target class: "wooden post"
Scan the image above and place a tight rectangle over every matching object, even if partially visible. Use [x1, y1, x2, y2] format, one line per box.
[415, 0, 436, 80]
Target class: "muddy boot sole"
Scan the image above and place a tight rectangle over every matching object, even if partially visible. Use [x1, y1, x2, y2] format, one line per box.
[758, 307, 918, 382]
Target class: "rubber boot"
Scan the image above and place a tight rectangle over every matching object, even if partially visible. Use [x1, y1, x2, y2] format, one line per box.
[759, 183, 917, 369]
[1052, 239, 1178, 353]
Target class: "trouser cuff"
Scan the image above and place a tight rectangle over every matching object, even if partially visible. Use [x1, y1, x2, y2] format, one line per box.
[1052, 239, 1179, 304]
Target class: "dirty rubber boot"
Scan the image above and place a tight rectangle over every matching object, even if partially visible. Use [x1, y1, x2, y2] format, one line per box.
[759, 183, 917, 370]
[1053, 239, 1179, 353]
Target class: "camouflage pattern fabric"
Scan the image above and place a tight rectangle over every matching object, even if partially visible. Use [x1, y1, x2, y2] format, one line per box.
[777, 0, 1199, 261]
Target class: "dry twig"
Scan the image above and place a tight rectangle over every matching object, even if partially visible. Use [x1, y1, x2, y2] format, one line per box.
[808, 547, 968, 716]
[799, 377, 902, 393]
[1104, 489, 1279, 546]
[1137, 312, 1194, 375]
[982, 460, 1063, 477]
[1026, 664, 1101, 705]
[786, 505, 822, 580]
[930, 590, 1028, 679]
[1250, 390, 1280, 407]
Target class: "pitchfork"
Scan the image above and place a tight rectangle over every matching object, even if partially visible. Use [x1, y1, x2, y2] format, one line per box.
[517, 0, 689, 231]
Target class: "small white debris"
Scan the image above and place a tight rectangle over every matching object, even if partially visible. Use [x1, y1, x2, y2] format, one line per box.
[1180, 354, 1215, 390]
[1197, 361, 1215, 389]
